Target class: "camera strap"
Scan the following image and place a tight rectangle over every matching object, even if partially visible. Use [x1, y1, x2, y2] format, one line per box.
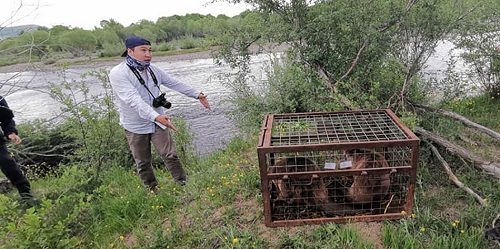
[127, 64, 161, 99]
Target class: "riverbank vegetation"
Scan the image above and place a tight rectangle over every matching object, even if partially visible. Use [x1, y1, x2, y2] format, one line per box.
[1, 0, 500, 248]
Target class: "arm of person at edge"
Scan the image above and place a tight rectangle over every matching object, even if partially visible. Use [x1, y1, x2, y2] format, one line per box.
[153, 67, 211, 110]
[151, 67, 211, 130]
[197, 92, 211, 110]
[154, 92, 210, 131]
[0, 97, 22, 145]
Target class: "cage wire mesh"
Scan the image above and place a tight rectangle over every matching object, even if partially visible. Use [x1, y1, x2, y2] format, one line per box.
[270, 111, 408, 145]
[258, 109, 419, 226]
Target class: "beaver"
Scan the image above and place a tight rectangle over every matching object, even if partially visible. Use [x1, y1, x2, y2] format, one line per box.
[344, 149, 391, 204]
[269, 156, 329, 207]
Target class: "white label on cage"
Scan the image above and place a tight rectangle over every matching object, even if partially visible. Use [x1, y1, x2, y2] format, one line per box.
[340, 161, 352, 169]
[324, 162, 336, 169]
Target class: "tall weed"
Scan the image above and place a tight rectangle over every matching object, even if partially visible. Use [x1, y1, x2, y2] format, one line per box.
[49, 68, 132, 187]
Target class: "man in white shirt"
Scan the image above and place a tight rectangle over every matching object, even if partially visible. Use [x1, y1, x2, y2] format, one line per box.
[109, 36, 210, 193]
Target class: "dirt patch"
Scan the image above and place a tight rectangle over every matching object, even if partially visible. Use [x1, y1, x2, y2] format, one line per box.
[232, 193, 315, 247]
[348, 222, 385, 249]
[438, 199, 468, 221]
[122, 232, 138, 248]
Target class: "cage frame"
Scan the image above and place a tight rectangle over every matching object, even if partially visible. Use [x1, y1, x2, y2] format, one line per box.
[257, 109, 420, 227]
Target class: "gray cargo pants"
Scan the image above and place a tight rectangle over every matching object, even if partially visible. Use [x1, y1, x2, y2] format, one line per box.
[125, 125, 186, 189]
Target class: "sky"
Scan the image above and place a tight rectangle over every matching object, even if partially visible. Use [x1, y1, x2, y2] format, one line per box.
[2, 0, 252, 30]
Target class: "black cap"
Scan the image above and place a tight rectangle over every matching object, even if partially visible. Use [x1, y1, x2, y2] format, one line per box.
[121, 36, 151, 57]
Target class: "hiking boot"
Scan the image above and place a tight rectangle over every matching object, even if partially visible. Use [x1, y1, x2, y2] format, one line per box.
[20, 193, 41, 207]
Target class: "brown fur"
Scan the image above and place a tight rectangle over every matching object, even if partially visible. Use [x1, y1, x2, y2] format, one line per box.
[269, 157, 329, 206]
[345, 149, 391, 204]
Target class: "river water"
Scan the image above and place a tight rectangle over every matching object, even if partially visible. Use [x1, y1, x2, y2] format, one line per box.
[0, 41, 462, 155]
[0, 53, 274, 155]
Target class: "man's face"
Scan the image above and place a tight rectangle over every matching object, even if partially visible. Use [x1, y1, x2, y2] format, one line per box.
[129, 45, 152, 63]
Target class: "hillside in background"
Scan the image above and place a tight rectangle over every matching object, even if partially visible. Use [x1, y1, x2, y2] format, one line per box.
[0, 24, 39, 39]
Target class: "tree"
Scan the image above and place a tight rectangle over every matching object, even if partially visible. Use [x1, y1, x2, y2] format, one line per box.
[156, 16, 186, 42]
[15, 29, 51, 59]
[99, 19, 126, 40]
[93, 29, 121, 49]
[58, 29, 97, 57]
[453, 0, 500, 99]
[49, 25, 71, 36]
[124, 20, 160, 43]
[215, 0, 494, 113]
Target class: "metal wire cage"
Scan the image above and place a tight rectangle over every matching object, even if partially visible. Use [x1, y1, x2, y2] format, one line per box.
[257, 109, 420, 227]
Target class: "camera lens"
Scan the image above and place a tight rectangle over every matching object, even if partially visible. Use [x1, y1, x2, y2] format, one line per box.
[153, 93, 171, 109]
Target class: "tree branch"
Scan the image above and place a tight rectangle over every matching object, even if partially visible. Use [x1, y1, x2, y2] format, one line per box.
[334, 39, 369, 88]
[429, 143, 487, 206]
[415, 103, 500, 142]
[416, 128, 500, 178]
[315, 66, 356, 109]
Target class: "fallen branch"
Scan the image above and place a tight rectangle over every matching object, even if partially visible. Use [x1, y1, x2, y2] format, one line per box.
[416, 128, 500, 178]
[429, 143, 487, 206]
[415, 103, 500, 142]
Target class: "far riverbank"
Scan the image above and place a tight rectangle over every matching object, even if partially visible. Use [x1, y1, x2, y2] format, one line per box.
[0, 44, 289, 74]
[0, 49, 214, 74]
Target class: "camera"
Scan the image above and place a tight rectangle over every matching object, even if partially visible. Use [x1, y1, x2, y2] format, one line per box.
[152, 93, 172, 109]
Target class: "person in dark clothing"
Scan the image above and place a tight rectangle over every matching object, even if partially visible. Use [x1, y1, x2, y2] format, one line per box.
[0, 95, 39, 206]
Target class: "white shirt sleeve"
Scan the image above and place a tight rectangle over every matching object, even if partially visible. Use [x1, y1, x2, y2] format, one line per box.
[109, 64, 159, 122]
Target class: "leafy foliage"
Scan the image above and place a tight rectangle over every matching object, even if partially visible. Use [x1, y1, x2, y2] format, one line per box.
[0, 193, 87, 249]
[215, 0, 499, 124]
[57, 29, 98, 56]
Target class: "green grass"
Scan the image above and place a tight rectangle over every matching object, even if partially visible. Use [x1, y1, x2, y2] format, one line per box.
[1, 96, 500, 248]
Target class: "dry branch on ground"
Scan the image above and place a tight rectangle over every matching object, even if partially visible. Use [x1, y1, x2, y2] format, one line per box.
[428, 143, 487, 206]
[414, 103, 500, 142]
[416, 128, 500, 178]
